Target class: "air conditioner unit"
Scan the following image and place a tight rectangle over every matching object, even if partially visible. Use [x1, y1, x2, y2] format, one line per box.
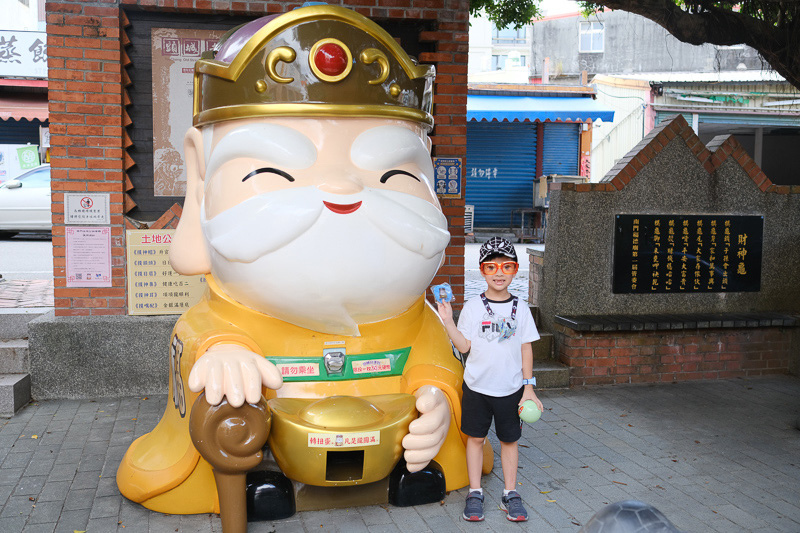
[465, 205, 474, 234]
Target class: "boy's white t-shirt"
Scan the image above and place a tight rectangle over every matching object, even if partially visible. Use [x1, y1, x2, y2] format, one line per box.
[457, 294, 540, 397]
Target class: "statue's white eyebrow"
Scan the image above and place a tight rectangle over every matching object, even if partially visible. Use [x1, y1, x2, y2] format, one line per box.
[351, 125, 431, 173]
[204, 123, 317, 182]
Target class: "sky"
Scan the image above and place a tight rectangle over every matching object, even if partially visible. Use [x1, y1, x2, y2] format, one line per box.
[539, 0, 582, 17]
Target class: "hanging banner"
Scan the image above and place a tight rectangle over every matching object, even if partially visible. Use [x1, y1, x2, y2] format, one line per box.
[151, 28, 225, 197]
[16, 145, 40, 170]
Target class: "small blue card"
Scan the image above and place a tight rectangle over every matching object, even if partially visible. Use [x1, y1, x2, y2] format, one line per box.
[431, 283, 454, 304]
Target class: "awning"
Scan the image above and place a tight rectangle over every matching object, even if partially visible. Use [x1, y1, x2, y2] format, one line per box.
[0, 95, 49, 121]
[468, 95, 615, 123]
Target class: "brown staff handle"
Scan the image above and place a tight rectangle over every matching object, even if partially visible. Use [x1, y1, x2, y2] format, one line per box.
[190, 394, 271, 533]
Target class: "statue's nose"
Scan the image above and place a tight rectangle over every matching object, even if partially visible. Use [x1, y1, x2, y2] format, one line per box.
[316, 172, 364, 195]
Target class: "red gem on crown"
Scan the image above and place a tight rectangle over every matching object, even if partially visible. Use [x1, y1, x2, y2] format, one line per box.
[314, 42, 349, 77]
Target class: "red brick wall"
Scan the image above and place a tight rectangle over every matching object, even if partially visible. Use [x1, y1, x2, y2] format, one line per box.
[47, 2, 127, 316]
[46, 0, 469, 316]
[555, 324, 793, 386]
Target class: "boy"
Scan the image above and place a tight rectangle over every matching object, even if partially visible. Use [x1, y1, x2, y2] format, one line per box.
[437, 237, 543, 522]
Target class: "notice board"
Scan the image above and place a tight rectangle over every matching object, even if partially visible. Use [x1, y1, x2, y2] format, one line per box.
[126, 230, 207, 315]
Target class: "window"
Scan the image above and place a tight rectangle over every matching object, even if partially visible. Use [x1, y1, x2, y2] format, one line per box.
[579, 21, 604, 53]
[492, 26, 527, 45]
[18, 168, 49, 188]
[491, 55, 507, 71]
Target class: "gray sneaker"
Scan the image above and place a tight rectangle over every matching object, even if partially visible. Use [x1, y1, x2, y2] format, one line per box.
[500, 491, 528, 522]
[462, 491, 485, 521]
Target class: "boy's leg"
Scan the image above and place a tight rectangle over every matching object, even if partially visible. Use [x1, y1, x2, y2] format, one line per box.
[492, 388, 528, 522]
[499, 440, 518, 490]
[463, 436, 486, 521]
[460, 384, 493, 522]
[466, 436, 485, 490]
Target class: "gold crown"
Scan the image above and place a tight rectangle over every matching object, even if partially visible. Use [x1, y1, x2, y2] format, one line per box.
[193, 5, 435, 129]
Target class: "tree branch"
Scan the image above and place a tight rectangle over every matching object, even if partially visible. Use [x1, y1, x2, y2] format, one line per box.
[592, 0, 800, 88]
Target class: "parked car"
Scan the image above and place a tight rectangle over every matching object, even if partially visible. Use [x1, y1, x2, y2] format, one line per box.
[0, 165, 51, 237]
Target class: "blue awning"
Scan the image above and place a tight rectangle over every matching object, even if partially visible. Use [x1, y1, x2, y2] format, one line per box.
[468, 95, 615, 123]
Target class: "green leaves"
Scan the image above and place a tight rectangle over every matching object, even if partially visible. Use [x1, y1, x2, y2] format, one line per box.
[469, 0, 542, 29]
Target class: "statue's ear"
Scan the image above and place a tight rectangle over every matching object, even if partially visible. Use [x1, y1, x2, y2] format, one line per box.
[425, 134, 432, 153]
[170, 127, 212, 275]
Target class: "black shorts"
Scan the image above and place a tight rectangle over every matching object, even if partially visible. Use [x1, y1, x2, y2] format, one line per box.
[460, 382, 523, 443]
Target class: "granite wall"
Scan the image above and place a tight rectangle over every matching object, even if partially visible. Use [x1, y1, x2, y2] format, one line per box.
[539, 115, 800, 335]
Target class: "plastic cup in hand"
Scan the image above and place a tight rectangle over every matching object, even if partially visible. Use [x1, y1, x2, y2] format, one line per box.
[518, 400, 541, 423]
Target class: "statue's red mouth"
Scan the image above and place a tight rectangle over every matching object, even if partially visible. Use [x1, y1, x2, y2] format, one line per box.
[323, 201, 362, 214]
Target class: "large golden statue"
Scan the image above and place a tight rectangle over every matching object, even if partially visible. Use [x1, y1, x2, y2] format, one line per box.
[117, 5, 484, 529]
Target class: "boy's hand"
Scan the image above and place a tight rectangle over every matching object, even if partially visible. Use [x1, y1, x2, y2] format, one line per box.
[519, 389, 543, 413]
[402, 385, 451, 472]
[188, 343, 283, 408]
[436, 300, 454, 324]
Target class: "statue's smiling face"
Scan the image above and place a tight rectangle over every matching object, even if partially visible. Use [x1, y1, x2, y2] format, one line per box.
[198, 117, 450, 335]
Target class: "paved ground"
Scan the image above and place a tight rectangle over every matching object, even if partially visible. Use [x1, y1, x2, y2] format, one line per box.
[1, 375, 798, 532]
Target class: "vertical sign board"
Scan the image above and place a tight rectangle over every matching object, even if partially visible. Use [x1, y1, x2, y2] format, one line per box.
[612, 214, 763, 293]
[433, 157, 462, 199]
[151, 28, 225, 197]
[127, 230, 207, 315]
[66, 227, 112, 287]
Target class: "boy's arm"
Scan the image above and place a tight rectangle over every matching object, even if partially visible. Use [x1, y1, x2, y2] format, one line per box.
[520, 342, 543, 411]
[436, 301, 471, 354]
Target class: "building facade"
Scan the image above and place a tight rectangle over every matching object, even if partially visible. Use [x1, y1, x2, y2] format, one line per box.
[528, 9, 800, 185]
[1, 0, 49, 181]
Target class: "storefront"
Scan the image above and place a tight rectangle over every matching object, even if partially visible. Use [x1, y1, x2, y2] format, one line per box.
[466, 91, 614, 229]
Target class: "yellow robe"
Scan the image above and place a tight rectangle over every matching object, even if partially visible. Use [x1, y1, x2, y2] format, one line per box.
[116, 276, 469, 514]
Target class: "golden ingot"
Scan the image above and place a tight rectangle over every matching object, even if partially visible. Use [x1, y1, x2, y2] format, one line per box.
[268, 393, 416, 487]
[299, 396, 384, 429]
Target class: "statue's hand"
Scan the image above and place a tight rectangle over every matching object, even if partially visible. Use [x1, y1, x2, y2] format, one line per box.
[188, 343, 283, 408]
[401, 385, 450, 472]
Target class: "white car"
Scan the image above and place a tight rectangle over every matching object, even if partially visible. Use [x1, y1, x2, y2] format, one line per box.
[0, 165, 52, 237]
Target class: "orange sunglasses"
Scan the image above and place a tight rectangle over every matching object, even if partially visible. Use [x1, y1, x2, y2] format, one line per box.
[480, 261, 519, 275]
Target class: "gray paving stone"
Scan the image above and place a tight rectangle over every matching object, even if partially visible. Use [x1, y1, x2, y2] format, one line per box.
[62, 488, 94, 511]
[88, 494, 120, 519]
[22, 522, 57, 533]
[1, 376, 798, 533]
[0, 516, 27, 532]
[70, 471, 100, 491]
[85, 516, 120, 531]
[28, 500, 64, 524]
[3, 451, 34, 469]
[146, 512, 181, 533]
[37, 482, 70, 504]
[0, 466, 23, 486]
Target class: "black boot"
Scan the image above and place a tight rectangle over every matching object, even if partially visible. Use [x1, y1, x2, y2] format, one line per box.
[388, 459, 446, 507]
[246, 470, 296, 521]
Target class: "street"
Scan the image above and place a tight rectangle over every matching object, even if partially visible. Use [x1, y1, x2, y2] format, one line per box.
[0, 233, 53, 281]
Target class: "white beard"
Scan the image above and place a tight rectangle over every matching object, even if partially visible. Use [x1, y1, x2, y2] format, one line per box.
[200, 186, 450, 336]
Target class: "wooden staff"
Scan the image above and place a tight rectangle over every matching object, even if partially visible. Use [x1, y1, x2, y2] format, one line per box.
[190, 394, 271, 533]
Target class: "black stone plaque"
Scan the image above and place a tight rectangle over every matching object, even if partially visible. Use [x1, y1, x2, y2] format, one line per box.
[613, 215, 763, 294]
